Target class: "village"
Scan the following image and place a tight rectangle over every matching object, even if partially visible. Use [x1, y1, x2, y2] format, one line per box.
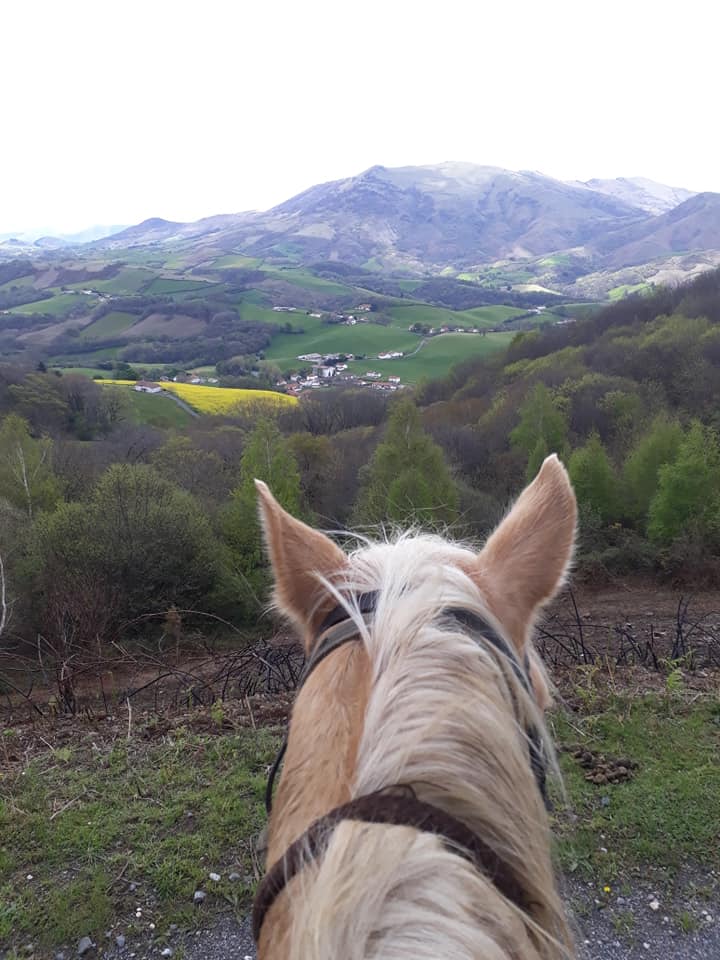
[281, 350, 405, 395]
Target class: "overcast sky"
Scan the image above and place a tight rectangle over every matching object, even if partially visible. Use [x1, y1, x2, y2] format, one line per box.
[2, 0, 715, 234]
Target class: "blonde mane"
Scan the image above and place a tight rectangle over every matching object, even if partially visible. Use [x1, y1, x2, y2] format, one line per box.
[284, 536, 571, 960]
[254, 455, 577, 960]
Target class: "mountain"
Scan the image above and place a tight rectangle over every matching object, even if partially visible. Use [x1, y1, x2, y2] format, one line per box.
[0, 224, 128, 245]
[60, 224, 130, 244]
[87, 163, 655, 270]
[596, 193, 720, 268]
[6, 164, 719, 296]
[239, 163, 647, 269]
[82, 163, 718, 279]
[573, 176, 696, 215]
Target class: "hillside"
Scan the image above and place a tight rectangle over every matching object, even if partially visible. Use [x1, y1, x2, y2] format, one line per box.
[3, 163, 719, 305]
[573, 176, 696, 215]
[76, 162, 720, 294]
[2, 162, 720, 386]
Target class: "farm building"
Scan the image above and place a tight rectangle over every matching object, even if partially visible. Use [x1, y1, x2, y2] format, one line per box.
[134, 380, 162, 394]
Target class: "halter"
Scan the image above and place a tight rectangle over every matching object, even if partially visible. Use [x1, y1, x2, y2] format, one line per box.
[254, 590, 548, 943]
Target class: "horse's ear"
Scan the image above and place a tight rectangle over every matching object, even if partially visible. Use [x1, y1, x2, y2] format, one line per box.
[473, 455, 576, 651]
[255, 480, 347, 643]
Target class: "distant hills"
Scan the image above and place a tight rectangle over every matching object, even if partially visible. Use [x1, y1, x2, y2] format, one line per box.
[3, 163, 720, 297]
[571, 176, 696, 216]
[0, 224, 128, 252]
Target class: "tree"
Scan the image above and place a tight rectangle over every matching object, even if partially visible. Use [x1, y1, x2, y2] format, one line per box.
[647, 422, 720, 545]
[222, 418, 302, 613]
[151, 435, 227, 501]
[510, 383, 569, 481]
[30, 464, 220, 644]
[568, 432, 619, 524]
[354, 397, 459, 528]
[623, 416, 683, 524]
[0, 414, 61, 518]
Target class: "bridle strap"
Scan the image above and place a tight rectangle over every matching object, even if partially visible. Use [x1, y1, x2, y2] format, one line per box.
[252, 786, 532, 943]
[265, 593, 379, 815]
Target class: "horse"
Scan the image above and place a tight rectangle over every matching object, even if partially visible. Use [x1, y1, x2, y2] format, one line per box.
[253, 454, 577, 960]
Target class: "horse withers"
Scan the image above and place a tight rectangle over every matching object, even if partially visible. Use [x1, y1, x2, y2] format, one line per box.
[253, 454, 577, 960]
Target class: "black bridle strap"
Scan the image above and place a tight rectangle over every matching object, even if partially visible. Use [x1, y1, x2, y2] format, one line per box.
[253, 786, 532, 943]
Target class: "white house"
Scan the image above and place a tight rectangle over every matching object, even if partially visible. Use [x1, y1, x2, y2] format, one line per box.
[134, 380, 162, 394]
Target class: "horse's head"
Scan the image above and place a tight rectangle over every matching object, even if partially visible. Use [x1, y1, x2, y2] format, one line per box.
[255, 455, 577, 960]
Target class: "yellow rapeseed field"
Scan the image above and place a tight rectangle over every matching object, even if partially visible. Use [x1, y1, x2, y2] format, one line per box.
[105, 380, 297, 414]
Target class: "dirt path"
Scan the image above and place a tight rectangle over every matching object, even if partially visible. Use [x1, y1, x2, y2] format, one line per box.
[161, 389, 199, 417]
[86, 874, 719, 960]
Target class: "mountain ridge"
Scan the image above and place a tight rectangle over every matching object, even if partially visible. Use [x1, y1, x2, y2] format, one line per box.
[3, 164, 717, 297]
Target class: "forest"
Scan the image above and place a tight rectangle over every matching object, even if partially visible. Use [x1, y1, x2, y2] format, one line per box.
[2, 266, 720, 707]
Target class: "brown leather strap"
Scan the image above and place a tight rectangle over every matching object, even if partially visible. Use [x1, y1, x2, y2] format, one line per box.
[252, 787, 530, 942]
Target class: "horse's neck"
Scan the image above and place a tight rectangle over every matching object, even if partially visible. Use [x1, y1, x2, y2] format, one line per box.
[266, 643, 371, 866]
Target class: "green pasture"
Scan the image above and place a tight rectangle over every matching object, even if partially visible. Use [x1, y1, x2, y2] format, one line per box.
[11, 292, 95, 317]
[347, 332, 513, 382]
[210, 254, 263, 269]
[77, 311, 136, 341]
[264, 323, 419, 367]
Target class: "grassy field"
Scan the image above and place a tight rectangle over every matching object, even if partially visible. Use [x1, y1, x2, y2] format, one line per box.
[236, 299, 317, 329]
[210, 254, 263, 269]
[609, 282, 650, 300]
[388, 303, 525, 330]
[1, 687, 717, 953]
[347, 332, 513, 382]
[264, 322, 419, 367]
[0, 274, 37, 291]
[124, 389, 196, 428]
[50, 345, 122, 364]
[66, 268, 154, 295]
[144, 278, 216, 296]
[261, 267, 355, 297]
[53, 366, 113, 378]
[77, 311, 136, 341]
[12, 292, 96, 317]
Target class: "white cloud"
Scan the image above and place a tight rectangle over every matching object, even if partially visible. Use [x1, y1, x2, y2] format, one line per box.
[1, 0, 716, 233]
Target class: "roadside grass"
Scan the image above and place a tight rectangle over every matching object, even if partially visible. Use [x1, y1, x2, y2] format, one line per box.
[551, 694, 720, 881]
[0, 725, 279, 951]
